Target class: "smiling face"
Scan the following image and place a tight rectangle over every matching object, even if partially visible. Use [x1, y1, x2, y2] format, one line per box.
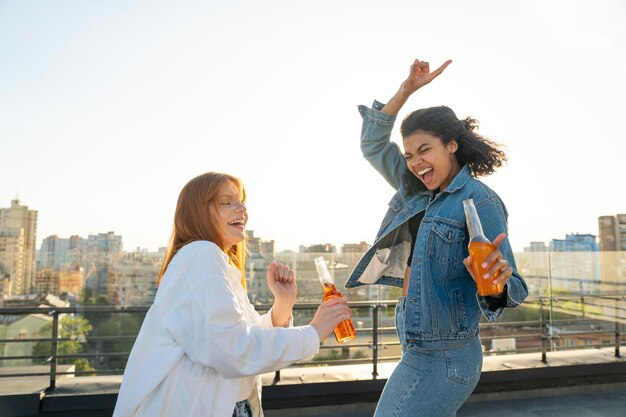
[403, 130, 461, 191]
[212, 181, 248, 250]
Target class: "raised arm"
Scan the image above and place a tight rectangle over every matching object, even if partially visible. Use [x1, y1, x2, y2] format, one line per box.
[359, 58, 452, 190]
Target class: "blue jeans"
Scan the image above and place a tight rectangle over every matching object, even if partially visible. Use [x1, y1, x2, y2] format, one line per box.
[374, 297, 482, 417]
[232, 399, 252, 417]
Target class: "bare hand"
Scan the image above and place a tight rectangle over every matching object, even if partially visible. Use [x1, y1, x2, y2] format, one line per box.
[310, 298, 352, 342]
[381, 57, 452, 115]
[463, 233, 513, 296]
[267, 262, 297, 308]
[400, 58, 452, 95]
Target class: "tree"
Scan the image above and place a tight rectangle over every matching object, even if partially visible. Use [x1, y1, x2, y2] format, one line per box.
[32, 315, 95, 374]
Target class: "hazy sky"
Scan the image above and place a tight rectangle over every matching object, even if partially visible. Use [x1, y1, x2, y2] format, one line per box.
[1, 0, 625, 252]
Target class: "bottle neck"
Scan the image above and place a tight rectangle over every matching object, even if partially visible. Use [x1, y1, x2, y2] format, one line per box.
[314, 257, 333, 285]
[463, 199, 486, 240]
[467, 217, 485, 240]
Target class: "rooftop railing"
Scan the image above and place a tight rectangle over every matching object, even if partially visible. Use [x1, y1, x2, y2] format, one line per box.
[1, 294, 624, 392]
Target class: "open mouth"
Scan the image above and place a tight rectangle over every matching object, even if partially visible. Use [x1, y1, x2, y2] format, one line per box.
[228, 219, 245, 228]
[416, 167, 434, 184]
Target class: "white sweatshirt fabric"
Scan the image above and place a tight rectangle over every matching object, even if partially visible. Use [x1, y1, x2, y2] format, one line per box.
[112, 240, 320, 417]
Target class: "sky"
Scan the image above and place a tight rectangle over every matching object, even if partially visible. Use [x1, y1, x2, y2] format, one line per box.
[1, 0, 625, 253]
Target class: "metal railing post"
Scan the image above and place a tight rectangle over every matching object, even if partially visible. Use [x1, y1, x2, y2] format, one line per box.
[540, 299, 548, 364]
[615, 298, 621, 358]
[372, 304, 379, 379]
[49, 310, 59, 390]
[580, 294, 585, 318]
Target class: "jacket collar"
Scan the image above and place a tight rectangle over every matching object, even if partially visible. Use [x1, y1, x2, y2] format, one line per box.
[442, 164, 472, 194]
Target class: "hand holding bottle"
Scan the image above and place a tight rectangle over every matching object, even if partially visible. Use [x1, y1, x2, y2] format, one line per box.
[462, 233, 513, 296]
[314, 257, 357, 343]
[463, 199, 514, 297]
[310, 298, 353, 342]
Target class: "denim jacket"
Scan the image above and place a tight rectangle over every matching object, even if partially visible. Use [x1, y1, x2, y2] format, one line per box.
[344, 101, 528, 349]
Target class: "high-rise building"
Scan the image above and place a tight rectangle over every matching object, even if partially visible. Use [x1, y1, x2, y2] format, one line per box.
[299, 243, 336, 253]
[83, 232, 123, 302]
[341, 241, 371, 253]
[0, 230, 25, 297]
[0, 199, 38, 294]
[517, 242, 550, 296]
[34, 268, 60, 295]
[38, 234, 85, 271]
[33, 262, 84, 297]
[598, 214, 626, 294]
[550, 233, 599, 252]
[40, 232, 122, 302]
[58, 261, 84, 296]
[524, 242, 548, 252]
[598, 214, 626, 251]
[116, 250, 162, 306]
[245, 230, 275, 255]
[549, 234, 600, 294]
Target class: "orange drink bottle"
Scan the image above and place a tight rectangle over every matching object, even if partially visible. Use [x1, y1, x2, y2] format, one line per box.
[463, 199, 505, 296]
[313, 256, 356, 343]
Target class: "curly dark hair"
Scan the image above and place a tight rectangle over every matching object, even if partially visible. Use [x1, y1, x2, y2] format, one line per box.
[400, 106, 507, 194]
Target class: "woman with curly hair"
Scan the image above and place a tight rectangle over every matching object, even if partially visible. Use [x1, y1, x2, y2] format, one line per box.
[344, 58, 528, 416]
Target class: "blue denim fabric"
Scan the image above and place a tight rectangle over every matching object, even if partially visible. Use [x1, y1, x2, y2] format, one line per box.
[395, 296, 408, 354]
[344, 101, 528, 349]
[373, 338, 483, 417]
[232, 399, 252, 417]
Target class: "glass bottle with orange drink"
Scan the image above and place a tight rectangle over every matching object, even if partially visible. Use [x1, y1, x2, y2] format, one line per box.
[313, 256, 356, 343]
[463, 199, 505, 296]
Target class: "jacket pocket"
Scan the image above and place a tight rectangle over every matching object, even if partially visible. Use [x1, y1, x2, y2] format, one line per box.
[429, 221, 465, 264]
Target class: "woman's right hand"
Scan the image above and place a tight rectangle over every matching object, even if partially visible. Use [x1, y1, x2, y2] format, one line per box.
[309, 298, 352, 342]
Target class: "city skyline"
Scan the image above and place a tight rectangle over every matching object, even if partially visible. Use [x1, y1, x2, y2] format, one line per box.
[1, 1, 625, 253]
[29, 204, 622, 254]
[4, 193, 623, 254]
[7, 197, 626, 312]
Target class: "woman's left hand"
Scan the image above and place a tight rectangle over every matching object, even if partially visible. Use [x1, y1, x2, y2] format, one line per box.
[400, 58, 453, 96]
[267, 261, 297, 308]
[463, 233, 513, 297]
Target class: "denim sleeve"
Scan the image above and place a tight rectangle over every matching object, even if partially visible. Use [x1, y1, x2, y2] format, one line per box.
[474, 198, 529, 322]
[481, 290, 508, 310]
[358, 100, 408, 191]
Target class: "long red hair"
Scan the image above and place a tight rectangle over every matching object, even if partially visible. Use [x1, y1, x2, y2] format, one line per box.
[156, 172, 247, 288]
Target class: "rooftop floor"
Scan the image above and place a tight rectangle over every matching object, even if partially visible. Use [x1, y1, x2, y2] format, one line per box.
[2, 348, 626, 417]
[263, 382, 626, 417]
[261, 347, 626, 417]
[260, 346, 626, 385]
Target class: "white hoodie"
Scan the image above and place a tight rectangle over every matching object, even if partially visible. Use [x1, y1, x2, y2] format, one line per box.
[112, 241, 320, 417]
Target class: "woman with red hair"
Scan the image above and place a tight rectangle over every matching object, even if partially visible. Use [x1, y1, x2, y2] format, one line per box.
[114, 172, 352, 417]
